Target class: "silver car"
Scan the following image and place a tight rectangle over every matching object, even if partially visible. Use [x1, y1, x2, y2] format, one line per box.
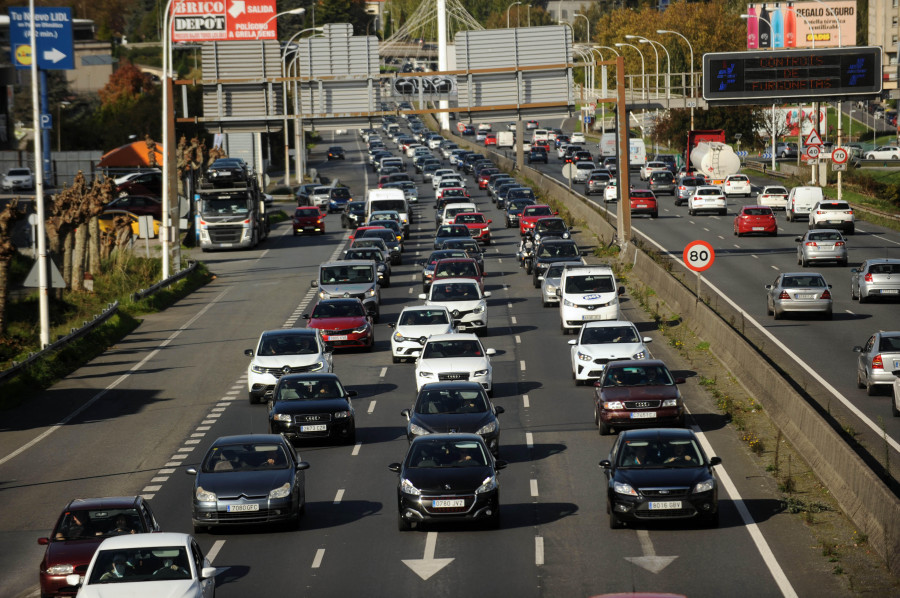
[853, 332, 900, 396]
[765, 272, 833, 320]
[795, 229, 848, 267]
[675, 176, 705, 206]
[850, 259, 900, 302]
[540, 260, 584, 307]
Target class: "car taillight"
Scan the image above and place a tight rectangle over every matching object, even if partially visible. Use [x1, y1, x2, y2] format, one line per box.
[835, 241, 845, 247]
[779, 291, 791, 299]
[848, 210, 853, 215]
[805, 242, 817, 247]
[820, 290, 831, 300]
[873, 354, 884, 370]
[865, 273, 873, 282]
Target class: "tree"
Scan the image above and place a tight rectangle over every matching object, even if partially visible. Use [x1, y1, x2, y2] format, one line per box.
[316, 0, 369, 34]
[0, 200, 24, 336]
[654, 105, 764, 156]
[98, 60, 153, 107]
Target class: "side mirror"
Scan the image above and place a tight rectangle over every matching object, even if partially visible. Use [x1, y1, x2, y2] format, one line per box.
[828, 284, 833, 289]
[618, 286, 625, 295]
[410, 351, 421, 358]
[555, 289, 561, 297]
[765, 285, 772, 290]
[310, 280, 319, 288]
[794, 237, 803, 243]
[494, 460, 508, 470]
[674, 377, 686, 384]
[388, 323, 395, 329]
[418, 293, 427, 300]
[186, 467, 198, 475]
[38, 537, 50, 545]
[709, 456, 722, 466]
[567, 339, 578, 346]
[346, 390, 358, 398]
[850, 268, 858, 273]
[244, 349, 253, 357]
[852, 346, 863, 353]
[599, 459, 611, 469]
[643, 337, 653, 343]
[296, 461, 311, 471]
[484, 291, 492, 297]
[487, 220, 493, 224]
[302, 314, 310, 319]
[389, 463, 402, 473]
[201, 567, 218, 580]
[892, 369, 900, 377]
[538, 276, 545, 281]
[494, 405, 505, 415]
[486, 348, 497, 355]
[401, 408, 411, 419]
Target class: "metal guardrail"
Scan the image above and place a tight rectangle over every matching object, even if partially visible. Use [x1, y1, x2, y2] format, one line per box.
[132, 261, 198, 302]
[743, 160, 790, 179]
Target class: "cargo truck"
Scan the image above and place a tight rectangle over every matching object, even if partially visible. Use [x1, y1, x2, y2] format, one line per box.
[686, 130, 740, 185]
[196, 177, 269, 251]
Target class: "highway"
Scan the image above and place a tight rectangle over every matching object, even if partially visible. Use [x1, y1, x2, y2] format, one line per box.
[0, 126, 865, 597]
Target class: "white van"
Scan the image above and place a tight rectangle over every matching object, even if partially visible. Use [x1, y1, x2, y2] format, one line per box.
[557, 265, 624, 334]
[366, 189, 411, 237]
[532, 129, 551, 143]
[785, 186, 825, 222]
[598, 134, 646, 170]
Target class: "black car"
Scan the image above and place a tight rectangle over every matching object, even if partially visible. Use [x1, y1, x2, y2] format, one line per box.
[488, 174, 514, 197]
[505, 198, 536, 228]
[206, 158, 251, 184]
[402, 382, 504, 456]
[389, 433, 507, 530]
[341, 201, 367, 228]
[530, 238, 581, 286]
[527, 148, 548, 164]
[421, 249, 470, 290]
[440, 238, 485, 273]
[433, 224, 472, 251]
[532, 217, 570, 243]
[507, 187, 536, 205]
[600, 428, 721, 529]
[342, 246, 391, 286]
[358, 228, 402, 265]
[495, 182, 522, 208]
[327, 146, 346, 160]
[268, 373, 358, 444]
[187, 434, 310, 532]
[648, 170, 676, 195]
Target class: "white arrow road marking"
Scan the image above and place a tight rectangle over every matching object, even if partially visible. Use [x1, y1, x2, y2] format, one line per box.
[43, 48, 67, 63]
[402, 532, 454, 580]
[228, 0, 245, 19]
[624, 529, 678, 574]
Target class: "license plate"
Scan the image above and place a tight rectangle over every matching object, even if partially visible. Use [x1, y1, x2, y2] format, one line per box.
[433, 499, 465, 508]
[795, 293, 816, 300]
[649, 501, 682, 510]
[631, 411, 657, 419]
[220, 243, 233, 247]
[582, 314, 603, 321]
[301, 424, 327, 432]
[752, 227, 764, 231]
[828, 220, 841, 224]
[636, 204, 647, 208]
[227, 504, 259, 512]
[882, 289, 899, 294]
[328, 335, 348, 341]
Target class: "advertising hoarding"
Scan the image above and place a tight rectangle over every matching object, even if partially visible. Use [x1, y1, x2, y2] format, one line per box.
[172, 0, 277, 42]
[746, 1, 856, 50]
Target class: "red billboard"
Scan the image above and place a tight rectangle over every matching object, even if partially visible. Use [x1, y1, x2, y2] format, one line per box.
[172, 0, 277, 42]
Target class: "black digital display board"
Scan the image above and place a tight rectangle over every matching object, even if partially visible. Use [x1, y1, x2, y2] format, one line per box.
[703, 47, 882, 104]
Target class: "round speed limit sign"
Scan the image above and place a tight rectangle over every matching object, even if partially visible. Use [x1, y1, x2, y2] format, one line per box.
[806, 145, 821, 159]
[683, 240, 716, 272]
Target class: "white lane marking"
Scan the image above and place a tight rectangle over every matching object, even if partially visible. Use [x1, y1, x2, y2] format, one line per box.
[170, 454, 187, 460]
[692, 424, 798, 597]
[368, 401, 376, 414]
[206, 540, 226, 563]
[165, 462, 180, 467]
[872, 233, 900, 246]
[0, 288, 232, 467]
[752, 255, 759, 259]
[141, 494, 155, 500]
[733, 244, 741, 248]
[703, 227, 710, 232]
[191, 433, 205, 438]
[159, 468, 176, 474]
[211, 407, 226, 412]
[201, 420, 216, 425]
[312, 549, 325, 569]
[196, 426, 210, 431]
[177, 447, 194, 452]
[206, 413, 221, 419]
[334, 489, 345, 504]
[408, 287, 413, 294]
[525, 432, 534, 448]
[520, 360, 526, 371]
[511, 316, 518, 325]
[523, 394, 530, 408]
[770, 265, 779, 270]
[507, 302, 513, 309]
[151, 476, 168, 483]
[515, 335, 521, 344]
[185, 439, 202, 445]
[530, 479, 539, 497]
[845, 309, 855, 315]
[142, 485, 161, 492]
[535, 536, 545, 566]
[352, 443, 362, 456]
[380, 367, 388, 378]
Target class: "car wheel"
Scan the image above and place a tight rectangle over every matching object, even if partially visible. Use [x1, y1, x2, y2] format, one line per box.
[734, 229, 739, 237]
[598, 419, 612, 436]
[383, 277, 391, 288]
[532, 276, 539, 289]
[866, 377, 878, 396]
[823, 311, 832, 320]
[847, 227, 855, 235]
[859, 292, 869, 304]
[651, 212, 658, 218]
[248, 393, 257, 404]
[609, 506, 623, 529]
[787, 211, 793, 222]
[857, 369, 866, 389]
[398, 514, 412, 532]
[192, 523, 207, 534]
[766, 300, 773, 316]
[703, 510, 720, 528]
[719, 209, 727, 216]
[892, 395, 900, 417]
[773, 309, 782, 320]
[345, 427, 357, 445]
[688, 208, 695, 216]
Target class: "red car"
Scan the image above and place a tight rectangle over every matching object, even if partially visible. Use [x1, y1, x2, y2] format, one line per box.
[734, 205, 777, 237]
[431, 257, 485, 292]
[292, 206, 325, 235]
[629, 189, 658, 218]
[304, 298, 374, 350]
[437, 187, 469, 201]
[348, 225, 383, 242]
[484, 133, 497, 146]
[453, 212, 492, 244]
[533, 140, 551, 153]
[593, 360, 686, 435]
[477, 168, 500, 189]
[38, 496, 161, 597]
[115, 170, 162, 197]
[519, 204, 557, 235]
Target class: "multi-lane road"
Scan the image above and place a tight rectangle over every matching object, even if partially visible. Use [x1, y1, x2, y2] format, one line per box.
[0, 125, 888, 597]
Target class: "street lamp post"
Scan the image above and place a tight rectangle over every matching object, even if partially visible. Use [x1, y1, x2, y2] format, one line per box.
[57, 101, 70, 152]
[615, 42, 646, 100]
[574, 13, 590, 43]
[657, 29, 694, 128]
[285, 27, 325, 185]
[507, 1, 521, 28]
[641, 39, 670, 100]
[627, 35, 658, 99]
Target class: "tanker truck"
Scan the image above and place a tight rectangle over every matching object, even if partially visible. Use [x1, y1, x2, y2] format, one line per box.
[686, 130, 741, 186]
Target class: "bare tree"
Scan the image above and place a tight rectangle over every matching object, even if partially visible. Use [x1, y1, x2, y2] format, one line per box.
[0, 199, 25, 335]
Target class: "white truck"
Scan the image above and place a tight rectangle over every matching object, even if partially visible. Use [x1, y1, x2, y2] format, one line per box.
[689, 142, 741, 186]
[598, 133, 646, 170]
[196, 178, 269, 251]
[497, 131, 515, 148]
[366, 188, 411, 237]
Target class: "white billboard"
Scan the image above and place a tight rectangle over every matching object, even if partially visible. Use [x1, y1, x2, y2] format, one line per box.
[746, 1, 857, 50]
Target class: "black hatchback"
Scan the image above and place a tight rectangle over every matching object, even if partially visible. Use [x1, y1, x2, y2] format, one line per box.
[268, 373, 358, 444]
[600, 428, 721, 529]
[402, 382, 504, 455]
[648, 171, 676, 195]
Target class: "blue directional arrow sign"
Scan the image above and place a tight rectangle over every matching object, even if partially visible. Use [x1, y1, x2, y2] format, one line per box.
[8, 7, 74, 71]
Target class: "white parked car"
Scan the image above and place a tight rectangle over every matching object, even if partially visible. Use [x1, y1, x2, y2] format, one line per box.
[567, 320, 652, 385]
[389, 305, 455, 363]
[419, 278, 491, 336]
[756, 185, 789, 210]
[865, 146, 900, 160]
[412, 333, 496, 394]
[688, 186, 727, 216]
[2, 167, 34, 191]
[722, 174, 751, 198]
[246, 329, 333, 404]
[65, 533, 216, 598]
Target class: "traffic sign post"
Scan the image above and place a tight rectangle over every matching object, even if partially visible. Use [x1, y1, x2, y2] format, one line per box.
[831, 147, 849, 164]
[806, 145, 821, 159]
[683, 240, 715, 303]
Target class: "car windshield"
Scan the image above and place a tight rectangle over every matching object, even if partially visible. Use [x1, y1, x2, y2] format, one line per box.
[538, 220, 566, 232]
[682, 178, 704, 186]
[446, 207, 475, 218]
[807, 232, 842, 241]
[538, 243, 578, 258]
[345, 249, 382, 262]
[603, 365, 674, 387]
[8, 169, 30, 176]
[330, 188, 351, 199]
[524, 207, 553, 217]
[435, 261, 479, 278]
[351, 239, 387, 251]
[295, 208, 319, 217]
[781, 275, 826, 288]
[202, 443, 290, 473]
[361, 229, 395, 243]
[423, 339, 483, 358]
[415, 388, 488, 414]
[320, 265, 375, 284]
[52, 508, 144, 541]
[617, 439, 704, 468]
[200, 196, 251, 216]
[87, 546, 192, 584]
[431, 283, 481, 301]
[312, 301, 366, 318]
[276, 378, 344, 401]
[565, 274, 615, 293]
[545, 264, 570, 278]
[399, 309, 450, 326]
[455, 213, 486, 224]
[373, 200, 406, 212]
[437, 226, 469, 237]
[581, 325, 639, 344]
[258, 334, 318, 356]
[743, 208, 773, 216]
[408, 439, 488, 468]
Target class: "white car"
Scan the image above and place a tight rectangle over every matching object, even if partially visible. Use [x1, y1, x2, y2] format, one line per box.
[865, 146, 900, 160]
[65, 533, 216, 598]
[113, 169, 160, 186]
[541, 260, 584, 307]
[432, 169, 458, 189]
[477, 123, 492, 132]
[604, 179, 619, 203]
[722, 174, 752, 198]
[688, 186, 727, 216]
[389, 305, 456, 363]
[419, 278, 491, 336]
[412, 333, 496, 394]
[757, 185, 789, 210]
[809, 200, 855, 234]
[405, 144, 424, 158]
[567, 320, 652, 385]
[246, 329, 333, 403]
[639, 161, 668, 181]
[570, 132, 586, 143]
[2, 167, 34, 191]
[427, 136, 444, 149]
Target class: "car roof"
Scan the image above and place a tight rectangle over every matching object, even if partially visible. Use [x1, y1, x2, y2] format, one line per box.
[260, 329, 318, 339]
[409, 432, 484, 444]
[619, 427, 696, 441]
[431, 278, 482, 288]
[94, 532, 193, 551]
[401, 305, 451, 313]
[321, 260, 373, 268]
[606, 359, 667, 368]
[582, 320, 639, 329]
[66, 496, 142, 510]
[317, 297, 366, 305]
[211, 433, 287, 446]
[279, 373, 340, 383]
[425, 332, 482, 342]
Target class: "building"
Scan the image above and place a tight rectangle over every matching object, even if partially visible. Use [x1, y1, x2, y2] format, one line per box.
[869, 0, 900, 83]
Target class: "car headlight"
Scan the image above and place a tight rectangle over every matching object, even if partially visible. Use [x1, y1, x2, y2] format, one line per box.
[632, 351, 647, 360]
[576, 351, 592, 362]
[250, 364, 267, 374]
[694, 479, 715, 493]
[318, 290, 327, 299]
[418, 371, 434, 378]
[47, 564, 75, 575]
[475, 475, 498, 494]
[563, 298, 575, 307]
[310, 361, 325, 371]
[366, 288, 377, 297]
[269, 482, 291, 499]
[334, 409, 353, 419]
[273, 413, 292, 422]
[546, 284, 558, 293]
[476, 420, 497, 435]
[473, 304, 485, 314]
[613, 481, 638, 496]
[352, 324, 370, 334]
[603, 401, 625, 410]
[196, 486, 216, 502]
[474, 368, 489, 377]
[662, 398, 678, 407]
[393, 332, 405, 342]
[400, 477, 421, 496]
[409, 422, 430, 436]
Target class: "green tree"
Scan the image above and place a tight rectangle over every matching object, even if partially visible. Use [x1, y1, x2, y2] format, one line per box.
[316, 0, 369, 34]
[654, 106, 764, 155]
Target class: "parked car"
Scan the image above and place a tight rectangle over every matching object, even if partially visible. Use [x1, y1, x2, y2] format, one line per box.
[864, 146, 900, 160]
[1, 167, 34, 191]
[850, 258, 900, 302]
[765, 272, 833, 319]
[734, 205, 777, 237]
[104, 195, 162, 219]
[593, 359, 686, 435]
[853, 331, 900, 396]
[600, 428, 721, 529]
[568, 320, 652, 385]
[267, 373, 357, 443]
[116, 170, 163, 197]
[775, 142, 798, 158]
[795, 229, 848, 267]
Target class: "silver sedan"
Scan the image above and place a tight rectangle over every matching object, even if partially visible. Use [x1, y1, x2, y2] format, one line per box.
[766, 272, 833, 320]
[540, 260, 584, 307]
[853, 331, 900, 396]
[795, 229, 848, 267]
[850, 259, 900, 302]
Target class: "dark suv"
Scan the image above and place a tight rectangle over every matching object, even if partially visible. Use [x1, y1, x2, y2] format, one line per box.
[648, 171, 676, 195]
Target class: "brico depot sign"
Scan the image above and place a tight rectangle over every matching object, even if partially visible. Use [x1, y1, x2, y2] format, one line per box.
[172, 0, 277, 42]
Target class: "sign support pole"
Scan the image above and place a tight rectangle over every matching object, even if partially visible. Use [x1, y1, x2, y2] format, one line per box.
[29, 0, 50, 347]
[615, 55, 631, 247]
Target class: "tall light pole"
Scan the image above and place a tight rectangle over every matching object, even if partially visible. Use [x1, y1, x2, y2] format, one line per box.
[641, 39, 670, 100]
[626, 35, 658, 99]
[507, 1, 521, 28]
[657, 29, 694, 128]
[57, 101, 70, 152]
[574, 12, 590, 43]
[527, 4, 531, 27]
[286, 27, 325, 185]
[271, 8, 307, 187]
[616, 42, 646, 100]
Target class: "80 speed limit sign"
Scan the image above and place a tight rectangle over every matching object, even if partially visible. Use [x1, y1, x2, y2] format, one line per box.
[683, 240, 716, 272]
